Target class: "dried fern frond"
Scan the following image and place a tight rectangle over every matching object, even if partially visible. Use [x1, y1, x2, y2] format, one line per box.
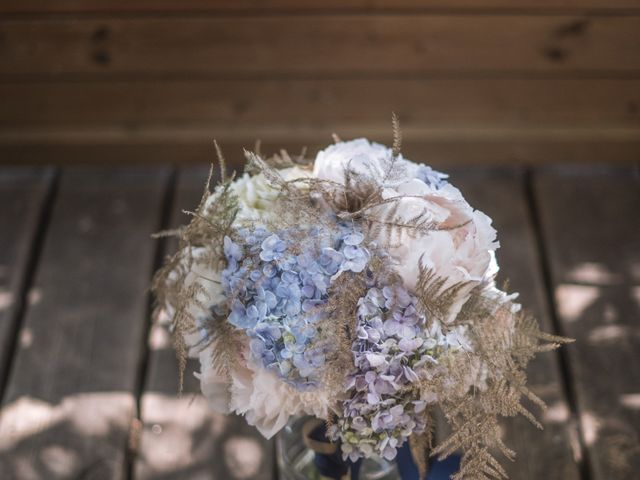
[391, 112, 402, 160]
[415, 266, 473, 324]
[213, 140, 227, 183]
[208, 316, 246, 379]
[409, 412, 434, 480]
[413, 267, 572, 479]
[315, 270, 370, 406]
[244, 144, 314, 176]
[151, 150, 240, 393]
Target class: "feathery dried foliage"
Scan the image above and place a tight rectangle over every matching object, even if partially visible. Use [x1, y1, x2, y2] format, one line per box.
[409, 412, 434, 480]
[415, 266, 474, 324]
[244, 149, 339, 235]
[391, 112, 402, 159]
[245, 145, 312, 176]
[315, 269, 370, 409]
[244, 118, 462, 251]
[412, 267, 573, 479]
[151, 147, 240, 392]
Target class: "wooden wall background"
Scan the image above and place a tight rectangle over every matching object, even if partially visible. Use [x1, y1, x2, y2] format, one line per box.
[0, 1, 639, 166]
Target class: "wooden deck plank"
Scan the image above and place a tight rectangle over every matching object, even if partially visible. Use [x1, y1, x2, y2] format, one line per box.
[2, 0, 640, 14]
[534, 167, 640, 479]
[0, 168, 168, 479]
[0, 15, 639, 77]
[135, 167, 274, 480]
[448, 168, 581, 479]
[0, 169, 52, 395]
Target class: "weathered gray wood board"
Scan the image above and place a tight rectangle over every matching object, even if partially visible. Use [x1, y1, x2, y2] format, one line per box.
[534, 167, 640, 480]
[135, 167, 274, 480]
[450, 169, 581, 479]
[0, 168, 168, 479]
[0, 163, 636, 480]
[0, 169, 52, 394]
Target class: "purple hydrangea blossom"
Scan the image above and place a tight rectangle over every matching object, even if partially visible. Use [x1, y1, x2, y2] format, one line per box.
[220, 224, 370, 389]
[330, 279, 466, 462]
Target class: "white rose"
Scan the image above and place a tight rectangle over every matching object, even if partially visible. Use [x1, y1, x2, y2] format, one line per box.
[230, 361, 329, 439]
[376, 182, 498, 323]
[313, 138, 445, 188]
[313, 139, 498, 324]
[313, 138, 392, 184]
[216, 166, 312, 224]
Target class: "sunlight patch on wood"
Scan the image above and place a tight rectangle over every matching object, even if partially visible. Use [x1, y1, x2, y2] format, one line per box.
[0, 393, 133, 450]
[224, 436, 264, 479]
[18, 327, 32, 348]
[138, 393, 228, 474]
[580, 411, 601, 447]
[620, 394, 640, 411]
[40, 445, 80, 477]
[0, 290, 13, 312]
[148, 323, 171, 351]
[27, 288, 41, 307]
[543, 401, 570, 424]
[587, 324, 629, 345]
[555, 284, 599, 323]
[565, 262, 621, 285]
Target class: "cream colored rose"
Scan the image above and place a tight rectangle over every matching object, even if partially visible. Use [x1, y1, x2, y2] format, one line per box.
[313, 139, 498, 324]
[313, 138, 440, 187]
[229, 361, 329, 438]
[227, 166, 312, 223]
[374, 181, 498, 323]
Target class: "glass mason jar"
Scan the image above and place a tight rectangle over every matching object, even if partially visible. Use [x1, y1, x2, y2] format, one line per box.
[277, 416, 399, 480]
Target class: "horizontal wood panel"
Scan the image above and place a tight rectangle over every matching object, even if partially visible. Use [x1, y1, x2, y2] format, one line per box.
[1, 78, 639, 129]
[2, 0, 640, 14]
[1, 134, 638, 166]
[0, 15, 639, 76]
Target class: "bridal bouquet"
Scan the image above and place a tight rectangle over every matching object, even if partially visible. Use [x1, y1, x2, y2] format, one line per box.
[153, 126, 569, 479]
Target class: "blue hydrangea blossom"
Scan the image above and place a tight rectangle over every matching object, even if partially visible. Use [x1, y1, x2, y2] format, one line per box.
[220, 224, 370, 389]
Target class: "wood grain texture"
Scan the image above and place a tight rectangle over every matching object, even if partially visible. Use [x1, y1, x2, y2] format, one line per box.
[1, 132, 639, 167]
[534, 167, 640, 479]
[448, 168, 581, 479]
[0, 168, 168, 479]
[2, 0, 640, 14]
[0, 169, 52, 391]
[135, 167, 274, 480]
[2, 78, 639, 129]
[0, 15, 639, 76]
